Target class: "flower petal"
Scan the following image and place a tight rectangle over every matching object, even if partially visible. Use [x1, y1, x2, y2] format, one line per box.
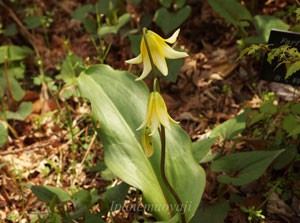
[141, 127, 154, 157]
[125, 54, 143, 64]
[161, 44, 189, 59]
[165, 29, 180, 44]
[137, 93, 154, 130]
[154, 93, 170, 129]
[153, 51, 168, 76]
[136, 53, 152, 81]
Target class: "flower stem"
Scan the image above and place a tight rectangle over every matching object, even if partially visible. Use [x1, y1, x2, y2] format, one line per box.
[160, 126, 186, 223]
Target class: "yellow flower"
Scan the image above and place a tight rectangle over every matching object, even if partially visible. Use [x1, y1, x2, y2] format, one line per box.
[141, 127, 154, 157]
[137, 92, 178, 135]
[125, 29, 188, 80]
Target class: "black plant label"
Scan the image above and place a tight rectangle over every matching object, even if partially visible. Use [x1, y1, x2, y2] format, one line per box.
[260, 29, 300, 86]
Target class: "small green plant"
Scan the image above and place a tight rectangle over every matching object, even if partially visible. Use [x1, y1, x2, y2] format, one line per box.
[71, 0, 131, 63]
[207, 0, 290, 46]
[0, 45, 33, 147]
[241, 206, 265, 223]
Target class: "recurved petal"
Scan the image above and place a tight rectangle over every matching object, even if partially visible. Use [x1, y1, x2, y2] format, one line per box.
[136, 93, 154, 130]
[125, 54, 143, 64]
[165, 29, 180, 44]
[153, 51, 168, 76]
[136, 54, 152, 81]
[161, 44, 189, 59]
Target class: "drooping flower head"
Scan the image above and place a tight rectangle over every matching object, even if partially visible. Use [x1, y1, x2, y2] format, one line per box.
[126, 28, 188, 80]
[138, 91, 178, 157]
[137, 91, 178, 135]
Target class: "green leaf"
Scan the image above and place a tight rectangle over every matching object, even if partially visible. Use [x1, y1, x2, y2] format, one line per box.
[72, 190, 93, 209]
[273, 146, 297, 170]
[190, 201, 230, 223]
[211, 150, 283, 186]
[291, 103, 300, 115]
[244, 15, 290, 44]
[71, 4, 94, 20]
[0, 68, 25, 101]
[101, 182, 129, 211]
[83, 18, 97, 34]
[162, 58, 184, 82]
[56, 54, 83, 84]
[192, 137, 217, 163]
[207, 0, 252, 27]
[283, 114, 299, 136]
[140, 13, 153, 29]
[24, 15, 42, 29]
[85, 213, 105, 223]
[117, 13, 131, 29]
[259, 102, 277, 114]
[31, 185, 71, 203]
[0, 45, 33, 64]
[154, 6, 191, 35]
[160, 0, 172, 8]
[0, 122, 8, 147]
[6, 102, 33, 120]
[3, 23, 18, 36]
[78, 65, 205, 221]
[174, 0, 186, 9]
[210, 112, 247, 140]
[129, 34, 142, 56]
[286, 61, 300, 79]
[97, 13, 131, 36]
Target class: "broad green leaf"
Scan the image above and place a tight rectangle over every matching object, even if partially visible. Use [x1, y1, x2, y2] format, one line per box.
[0, 122, 8, 147]
[286, 61, 300, 79]
[83, 18, 97, 34]
[117, 13, 131, 29]
[211, 150, 283, 186]
[6, 102, 33, 120]
[85, 213, 105, 223]
[0, 45, 32, 64]
[3, 23, 18, 36]
[210, 112, 247, 140]
[78, 65, 205, 221]
[31, 185, 71, 203]
[101, 182, 129, 211]
[273, 146, 297, 170]
[190, 201, 230, 223]
[162, 58, 184, 82]
[207, 0, 252, 27]
[71, 4, 94, 20]
[291, 103, 300, 114]
[283, 114, 298, 136]
[10, 75, 25, 101]
[140, 13, 153, 29]
[192, 137, 217, 163]
[24, 15, 42, 29]
[145, 215, 179, 223]
[72, 190, 93, 209]
[129, 34, 142, 56]
[98, 25, 118, 36]
[154, 6, 191, 35]
[160, 0, 172, 8]
[259, 102, 277, 115]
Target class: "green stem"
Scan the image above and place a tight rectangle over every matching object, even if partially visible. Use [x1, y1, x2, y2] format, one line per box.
[160, 126, 186, 223]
